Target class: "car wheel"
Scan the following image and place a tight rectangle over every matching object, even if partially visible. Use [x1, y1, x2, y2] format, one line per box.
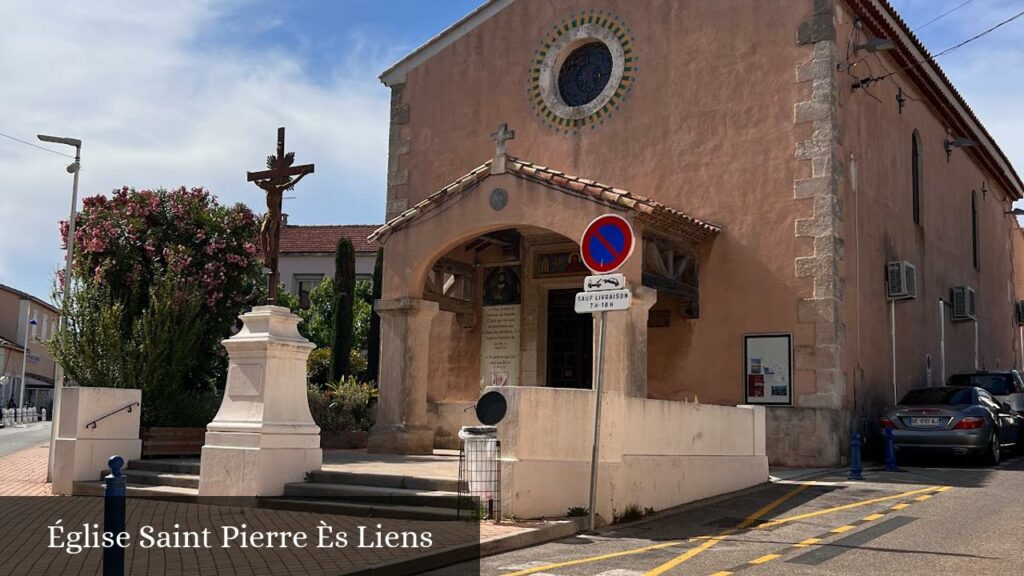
[983, 431, 1001, 466]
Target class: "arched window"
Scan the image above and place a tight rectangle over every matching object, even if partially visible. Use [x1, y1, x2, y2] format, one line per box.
[912, 130, 922, 225]
[971, 190, 979, 270]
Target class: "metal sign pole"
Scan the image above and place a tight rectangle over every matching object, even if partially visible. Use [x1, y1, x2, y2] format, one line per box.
[587, 310, 607, 532]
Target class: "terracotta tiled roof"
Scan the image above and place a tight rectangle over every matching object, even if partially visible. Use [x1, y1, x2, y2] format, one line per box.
[279, 225, 380, 254]
[368, 157, 722, 245]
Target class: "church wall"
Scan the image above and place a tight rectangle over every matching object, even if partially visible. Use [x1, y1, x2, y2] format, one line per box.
[833, 1, 1019, 436]
[389, 0, 816, 408]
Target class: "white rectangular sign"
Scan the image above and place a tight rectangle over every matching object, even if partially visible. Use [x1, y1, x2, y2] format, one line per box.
[575, 289, 631, 313]
[583, 274, 626, 292]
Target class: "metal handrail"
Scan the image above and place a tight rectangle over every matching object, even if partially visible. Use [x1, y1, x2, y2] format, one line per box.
[86, 402, 139, 429]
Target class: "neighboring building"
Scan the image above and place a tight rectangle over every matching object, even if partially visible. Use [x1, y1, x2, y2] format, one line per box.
[277, 224, 380, 307]
[0, 284, 59, 410]
[367, 0, 1024, 466]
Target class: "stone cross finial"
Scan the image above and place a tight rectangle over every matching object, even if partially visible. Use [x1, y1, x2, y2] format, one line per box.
[490, 123, 515, 175]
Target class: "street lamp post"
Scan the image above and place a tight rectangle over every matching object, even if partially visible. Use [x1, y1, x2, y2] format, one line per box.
[38, 134, 81, 480]
[18, 305, 37, 412]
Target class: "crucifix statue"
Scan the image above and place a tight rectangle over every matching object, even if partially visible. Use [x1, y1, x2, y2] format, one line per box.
[247, 127, 315, 304]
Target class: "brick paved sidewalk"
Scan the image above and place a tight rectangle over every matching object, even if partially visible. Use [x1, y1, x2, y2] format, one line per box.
[0, 443, 569, 575]
[0, 442, 53, 496]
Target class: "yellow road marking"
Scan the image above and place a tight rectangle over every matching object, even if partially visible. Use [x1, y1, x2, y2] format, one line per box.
[755, 485, 943, 529]
[643, 482, 813, 576]
[500, 539, 686, 576]
[708, 571, 734, 576]
[891, 503, 909, 510]
[794, 537, 822, 548]
[831, 525, 856, 534]
[507, 483, 950, 576]
[749, 553, 781, 565]
[862, 513, 884, 521]
[914, 495, 932, 501]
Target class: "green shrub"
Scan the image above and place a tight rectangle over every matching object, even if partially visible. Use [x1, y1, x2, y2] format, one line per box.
[615, 504, 646, 524]
[307, 347, 333, 387]
[567, 506, 588, 517]
[307, 377, 377, 432]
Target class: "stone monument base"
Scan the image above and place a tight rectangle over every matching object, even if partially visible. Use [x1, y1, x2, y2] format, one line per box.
[198, 306, 322, 497]
[199, 430, 321, 496]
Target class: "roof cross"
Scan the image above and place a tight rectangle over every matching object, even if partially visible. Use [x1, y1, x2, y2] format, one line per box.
[490, 123, 515, 175]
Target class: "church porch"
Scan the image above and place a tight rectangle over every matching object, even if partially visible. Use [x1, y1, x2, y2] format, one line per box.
[363, 143, 768, 519]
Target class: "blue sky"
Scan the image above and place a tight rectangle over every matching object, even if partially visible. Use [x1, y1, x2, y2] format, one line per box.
[0, 0, 1022, 301]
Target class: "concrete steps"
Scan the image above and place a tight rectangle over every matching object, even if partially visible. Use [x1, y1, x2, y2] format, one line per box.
[73, 458, 473, 521]
[265, 470, 471, 521]
[260, 499, 464, 521]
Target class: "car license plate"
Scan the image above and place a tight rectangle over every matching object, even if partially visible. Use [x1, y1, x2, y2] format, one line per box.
[910, 417, 943, 427]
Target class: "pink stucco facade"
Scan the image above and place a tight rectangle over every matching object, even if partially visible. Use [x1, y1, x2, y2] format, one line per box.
[368, 0, 1024, 465]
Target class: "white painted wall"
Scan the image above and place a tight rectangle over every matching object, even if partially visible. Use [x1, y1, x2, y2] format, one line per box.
[489, 386, 768, 521]
[53, 386, 142, 495]
[278, 253, 376, 295]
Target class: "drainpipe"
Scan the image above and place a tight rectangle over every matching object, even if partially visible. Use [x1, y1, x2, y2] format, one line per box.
[974, 320, 979, 370]
[1019, 325, 1023, 370]
[890, 300, 897, 404]
[939, 299, 946, 385]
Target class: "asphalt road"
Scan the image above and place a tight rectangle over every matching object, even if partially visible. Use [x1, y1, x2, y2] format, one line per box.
[0, 421, 51, 458]
[440, 453, 1024, 576]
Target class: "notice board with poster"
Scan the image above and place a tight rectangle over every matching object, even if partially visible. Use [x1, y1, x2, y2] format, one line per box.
[743, 334, 792, 405]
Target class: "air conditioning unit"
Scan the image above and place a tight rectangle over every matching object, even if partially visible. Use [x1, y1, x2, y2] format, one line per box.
[886, 261, 916, 300]
[951, 286, 976, 321]
[1015, 300, 1024, 325]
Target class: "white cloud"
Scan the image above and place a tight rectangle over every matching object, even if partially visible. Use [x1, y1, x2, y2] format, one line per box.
[0, 0, 394, 299]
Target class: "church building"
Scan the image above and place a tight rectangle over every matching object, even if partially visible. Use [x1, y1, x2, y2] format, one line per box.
[366, 0, 1024, 467]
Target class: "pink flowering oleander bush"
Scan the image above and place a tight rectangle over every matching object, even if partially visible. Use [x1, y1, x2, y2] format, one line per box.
[53, 187, 261, 423]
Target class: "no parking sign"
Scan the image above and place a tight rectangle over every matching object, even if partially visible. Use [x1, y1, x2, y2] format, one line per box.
[580, 214, 635, 274]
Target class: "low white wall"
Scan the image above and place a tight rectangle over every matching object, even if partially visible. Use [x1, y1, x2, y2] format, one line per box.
[428, 401, 478, 449]
[488, 386, 767, 520]
[54, 387, 142, 495]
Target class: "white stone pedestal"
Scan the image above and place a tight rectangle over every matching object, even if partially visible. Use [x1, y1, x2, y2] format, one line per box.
[198, 306, 322, 496]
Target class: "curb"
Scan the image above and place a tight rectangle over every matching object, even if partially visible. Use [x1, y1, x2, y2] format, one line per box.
[342, 518, 585, 576]
[769, 467, 847, 482]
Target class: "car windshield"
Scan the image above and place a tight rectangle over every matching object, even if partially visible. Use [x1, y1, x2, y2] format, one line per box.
[947, 373, 1015, 395]
[900, 388, 975, 406]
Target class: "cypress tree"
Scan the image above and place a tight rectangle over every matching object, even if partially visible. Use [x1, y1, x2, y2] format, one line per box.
[330, 238, 355, 382]
[365, 247, 383, 384]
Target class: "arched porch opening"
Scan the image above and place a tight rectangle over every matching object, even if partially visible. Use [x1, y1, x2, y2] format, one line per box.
[419, 225, 599, 447]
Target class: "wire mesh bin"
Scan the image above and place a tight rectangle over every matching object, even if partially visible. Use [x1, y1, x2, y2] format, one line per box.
[457, 425, 501, 522]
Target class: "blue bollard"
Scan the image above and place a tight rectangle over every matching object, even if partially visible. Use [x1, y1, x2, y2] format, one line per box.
[104, 455, 126, 576]
[848, 432, 864, 480]
[884, 427, 899, 471]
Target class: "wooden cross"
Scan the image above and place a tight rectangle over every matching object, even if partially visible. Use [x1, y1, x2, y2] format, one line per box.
[247, 127, 315, 305]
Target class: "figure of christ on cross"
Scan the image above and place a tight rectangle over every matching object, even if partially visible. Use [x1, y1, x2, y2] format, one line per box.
[247, 127, 315, 304]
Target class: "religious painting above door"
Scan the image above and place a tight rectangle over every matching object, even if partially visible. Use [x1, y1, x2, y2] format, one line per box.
[527, 10, 638, 135]
[743, 334, 793, 406]
[534, 248, 589, 279]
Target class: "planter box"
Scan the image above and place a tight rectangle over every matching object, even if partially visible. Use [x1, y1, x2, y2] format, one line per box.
[142, 427, 205, 457]
[321, 431, 368, 450]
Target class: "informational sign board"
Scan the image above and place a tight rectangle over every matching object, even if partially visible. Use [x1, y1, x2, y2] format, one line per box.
[584, 273, 626, 292]
[575, 289, 632, 313]
[480, 305, 520, 388]
[743, 334, 793, 405]
[580, 214, 635, 274]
